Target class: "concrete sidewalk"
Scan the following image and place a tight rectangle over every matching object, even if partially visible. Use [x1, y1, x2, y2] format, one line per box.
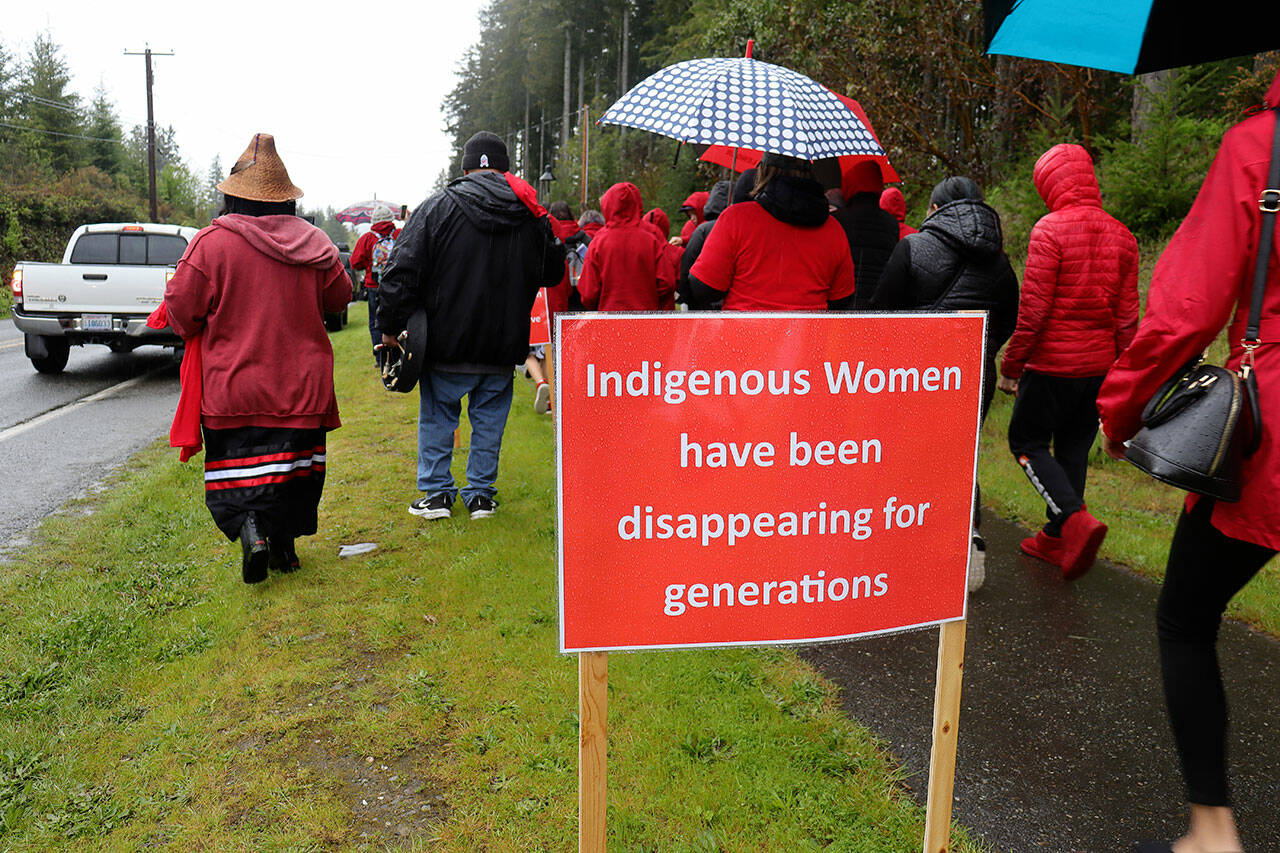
[802, 513, 1280, 852]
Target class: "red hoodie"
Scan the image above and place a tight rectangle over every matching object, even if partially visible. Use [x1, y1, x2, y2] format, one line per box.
[644, 208, 682, 310]
[350, 220, 400, 288]
[164, 214, 351, 431]
[1098, 71, 1280, 550]
[1001, 143, 1139, 379]
[578, 183, 673, 310]
[879, 187, 917, 238]
[678, 190, 710, 244]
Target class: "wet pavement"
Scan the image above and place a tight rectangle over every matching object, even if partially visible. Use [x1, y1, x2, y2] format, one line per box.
[801, 513, 1280, 853]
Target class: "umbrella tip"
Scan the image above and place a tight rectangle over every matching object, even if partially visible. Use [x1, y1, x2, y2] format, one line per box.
[745, 38, 754, 58]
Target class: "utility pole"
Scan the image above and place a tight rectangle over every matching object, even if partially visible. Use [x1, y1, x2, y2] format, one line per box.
[124, 45, 174, 222]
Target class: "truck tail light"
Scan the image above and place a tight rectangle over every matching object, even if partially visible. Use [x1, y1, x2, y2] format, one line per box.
[9, 268, 20, 300]
[121, 224, 144, 232]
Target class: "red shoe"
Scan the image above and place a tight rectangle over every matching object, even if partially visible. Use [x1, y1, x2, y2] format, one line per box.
[1059, 509, 1107, 581]
[1020, 530, 1063, 565]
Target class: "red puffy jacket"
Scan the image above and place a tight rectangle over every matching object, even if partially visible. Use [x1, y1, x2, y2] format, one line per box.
[1001, 144, 1139, 379]
[1099, 71, 1280, 550]
[578, 183, 674, 310]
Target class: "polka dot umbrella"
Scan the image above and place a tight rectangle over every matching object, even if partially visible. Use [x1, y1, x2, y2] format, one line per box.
[598, 56, 885, 161]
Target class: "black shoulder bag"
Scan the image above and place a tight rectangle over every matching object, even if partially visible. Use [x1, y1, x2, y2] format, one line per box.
[1123, 107, 1277, 502]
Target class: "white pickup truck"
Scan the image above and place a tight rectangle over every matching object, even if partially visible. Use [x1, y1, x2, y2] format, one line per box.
[10, 222, 198, 373]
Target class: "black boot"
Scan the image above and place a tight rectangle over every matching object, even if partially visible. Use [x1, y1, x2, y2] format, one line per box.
[268, 537, 300, 573]
[239, 513, 269, 584]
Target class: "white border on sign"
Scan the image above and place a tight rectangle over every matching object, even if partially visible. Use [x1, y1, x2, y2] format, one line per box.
[554, 311, 988, 654]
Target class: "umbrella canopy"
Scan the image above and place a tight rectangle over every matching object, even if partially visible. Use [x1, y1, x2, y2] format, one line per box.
[984, 0, 1280, 75]
[334, 200, 401, 225]
[698, 92, 901, 183]
[599, 56, 885, 161]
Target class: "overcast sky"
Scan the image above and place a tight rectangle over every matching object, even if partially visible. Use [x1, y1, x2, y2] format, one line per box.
[7, 2, 486, 212]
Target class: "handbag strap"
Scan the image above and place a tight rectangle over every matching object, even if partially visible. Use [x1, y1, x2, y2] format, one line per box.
[1245, 106, 1280, 360]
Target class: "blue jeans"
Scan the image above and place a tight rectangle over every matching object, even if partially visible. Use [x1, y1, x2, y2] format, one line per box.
[417, 370, 513, 503]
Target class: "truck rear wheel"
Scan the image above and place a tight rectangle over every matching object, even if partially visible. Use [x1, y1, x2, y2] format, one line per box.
[30, 337, 70, 374]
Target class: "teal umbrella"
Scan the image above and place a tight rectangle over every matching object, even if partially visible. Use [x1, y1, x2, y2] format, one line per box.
[984, 0, 1279, 74]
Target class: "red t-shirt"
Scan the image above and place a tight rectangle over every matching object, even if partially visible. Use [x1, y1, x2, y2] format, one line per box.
[689, 202, 855, 311]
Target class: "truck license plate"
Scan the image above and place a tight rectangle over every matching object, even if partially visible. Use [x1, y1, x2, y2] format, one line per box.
[81, 314, 113, 331]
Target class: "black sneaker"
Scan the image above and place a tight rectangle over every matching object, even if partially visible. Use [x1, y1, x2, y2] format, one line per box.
[465, 495, 498, 519]
[409, 493, 453, 519]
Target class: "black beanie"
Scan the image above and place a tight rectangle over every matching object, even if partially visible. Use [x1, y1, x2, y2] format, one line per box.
[929, 176, 984, 208]
[462, 131, 510, 172]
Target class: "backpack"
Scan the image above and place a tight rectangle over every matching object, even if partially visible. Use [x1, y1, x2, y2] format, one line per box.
[371, 231, 396, 278]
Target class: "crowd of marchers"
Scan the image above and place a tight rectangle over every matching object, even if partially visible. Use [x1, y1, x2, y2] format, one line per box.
[152, 69, 1280, 853]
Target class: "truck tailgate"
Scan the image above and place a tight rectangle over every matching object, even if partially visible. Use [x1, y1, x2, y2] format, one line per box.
[19, 262, 168, 315]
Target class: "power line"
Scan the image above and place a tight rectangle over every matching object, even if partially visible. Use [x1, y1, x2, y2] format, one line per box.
[0, 119, 128, 145]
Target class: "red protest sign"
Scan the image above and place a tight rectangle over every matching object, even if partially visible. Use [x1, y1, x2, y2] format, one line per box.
[529, 288, 551, 346]
[556, 313, 985, 653]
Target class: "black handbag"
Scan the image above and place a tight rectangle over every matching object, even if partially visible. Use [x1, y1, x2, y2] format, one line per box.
[1124, 106, 1278, 501]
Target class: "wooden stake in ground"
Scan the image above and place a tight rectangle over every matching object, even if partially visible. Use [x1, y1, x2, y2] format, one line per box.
[923, 619, 967, 853]
[579, 651, 608, 852]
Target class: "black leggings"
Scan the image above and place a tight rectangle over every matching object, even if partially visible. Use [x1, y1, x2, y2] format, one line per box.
[1157, 499, 1276, 805]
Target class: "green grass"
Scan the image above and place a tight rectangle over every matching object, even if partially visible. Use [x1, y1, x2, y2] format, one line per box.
[0, 302, 990, 852]
[979, 371, 1280, 636]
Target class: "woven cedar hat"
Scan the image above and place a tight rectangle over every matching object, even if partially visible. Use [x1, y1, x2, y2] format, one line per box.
[216, 133, 303, 202]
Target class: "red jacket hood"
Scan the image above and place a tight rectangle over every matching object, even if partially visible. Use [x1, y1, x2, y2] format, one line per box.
[213, 214, 339, 269]
[601, 182, 644, 225]
[1267, 68, 1280, 109]
[841, 160, 884, 201]
[643, 208, 670, 237]
[371, 220, 397, 236]
[1033, 143, 1102, 212]
[582, 221, 604, 237]
[879, 187, 907, 222]
[680, 191, 709, 221]
[550, 216, 580, 240]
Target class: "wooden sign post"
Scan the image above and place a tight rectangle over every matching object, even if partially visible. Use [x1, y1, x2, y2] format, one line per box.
[557, 314, 985, 851]
[578, 651, 608, 852]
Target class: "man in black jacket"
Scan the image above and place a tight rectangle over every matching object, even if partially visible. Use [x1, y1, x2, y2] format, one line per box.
[377, 131, 563, 520]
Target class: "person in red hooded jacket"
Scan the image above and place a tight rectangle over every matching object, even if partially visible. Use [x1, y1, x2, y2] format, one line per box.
[1098, 72, 1280, 853]
[643, 207, 682, 310]
[349, 203, 401, 362]
[523, 200, 580, 413]
[677, 190, 709, 245]
[880, 187, 918, 239]
[163, 133, 351, 583]
[998, 142, 1139, 581]
[577, 183, 673, 310]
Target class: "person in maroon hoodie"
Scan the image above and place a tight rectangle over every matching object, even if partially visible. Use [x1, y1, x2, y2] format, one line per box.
[1099, 71, 1280, 853]
[577, 183, 673, 311]
[879, 186, 918, 239]
[163, 133, 352, 583]
[998, 143, 1139, 581]
[642, 207, 682, 310]
[349, 203, 401, 361]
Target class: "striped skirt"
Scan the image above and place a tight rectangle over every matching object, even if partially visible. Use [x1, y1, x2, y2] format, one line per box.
[203, 426, 327, 542]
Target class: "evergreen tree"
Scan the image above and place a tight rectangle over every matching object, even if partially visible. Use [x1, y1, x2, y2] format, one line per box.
[17, 33, 86, 173]
[85, 83, 125, 176]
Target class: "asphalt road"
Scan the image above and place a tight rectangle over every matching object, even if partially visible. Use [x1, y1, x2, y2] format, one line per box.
[0, 318, 180, 553]
[802, 512, 1280, 853]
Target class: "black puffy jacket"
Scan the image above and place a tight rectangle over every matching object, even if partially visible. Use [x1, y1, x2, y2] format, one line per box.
[871, 198, 1019, 359]
[377, 171, 563, 371]
[832, 193, 900, 307]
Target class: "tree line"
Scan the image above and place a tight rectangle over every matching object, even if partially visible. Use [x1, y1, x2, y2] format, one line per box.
[446, 0, 1279, 249]
[0, 33, 351, 307]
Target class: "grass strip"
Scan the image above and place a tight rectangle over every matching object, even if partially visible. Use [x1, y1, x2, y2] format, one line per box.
[0, 302, 990, 852]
